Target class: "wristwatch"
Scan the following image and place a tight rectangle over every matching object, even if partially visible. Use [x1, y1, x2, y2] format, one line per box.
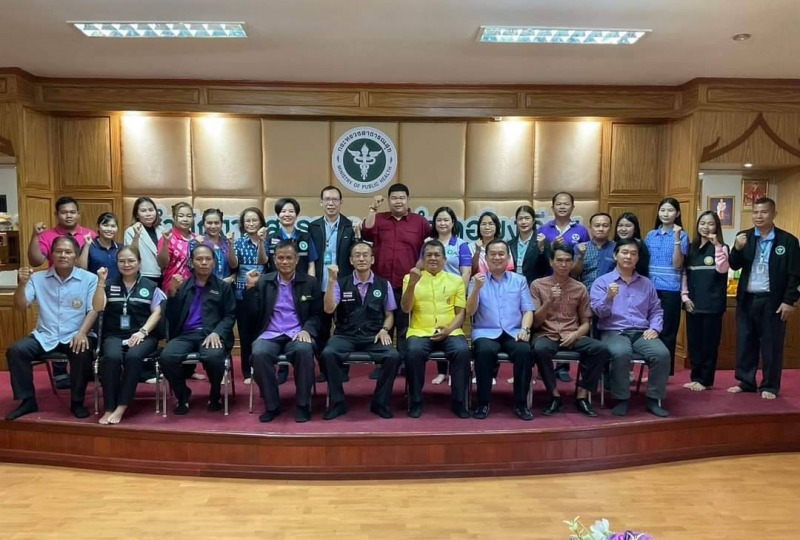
[381, 326, 391, 332]
[138, 327, 149, 336]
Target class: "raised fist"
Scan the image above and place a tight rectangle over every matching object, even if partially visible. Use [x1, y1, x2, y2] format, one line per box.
[474, 239, 483, 251]
[33, 222, 46, 235]
[551, 284, 562, 300]
[327, 264, 339, 283]
[537, 233, 546, 251]
[473, 272, 486, 289]
[96, 267, 109, 282]
[83, 233, 93, 245]
[245, 269, 260, 289]
[132, 222, 143, 237]
[408, 267, 422, 285]
[608, 283, 620, 300]
[352, 219, 362, 239]
[18, 267, 33, 284]
[169, 274, 184, 295]
[257, 227, 267, 241]
[162, 228, 173, 242]
[373, 195, 385, 208]
[577, 242, 587, 256]
[673, 224, 682, 235]
[706, 232, 719, 246]
[226, 231, 235, 244]
[734, 233, 747, 251]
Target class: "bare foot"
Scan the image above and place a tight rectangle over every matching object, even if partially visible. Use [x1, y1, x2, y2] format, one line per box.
[190, 373, 207, 381]
[98, 412, 112, 425]
[107, 406, 128, 424]
[727, 385, 744, 394]
[684, 382, 706, 391]
[761, 391, 777, 400]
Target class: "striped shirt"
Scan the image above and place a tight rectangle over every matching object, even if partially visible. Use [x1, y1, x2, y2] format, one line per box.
[645, 228, 689, 292]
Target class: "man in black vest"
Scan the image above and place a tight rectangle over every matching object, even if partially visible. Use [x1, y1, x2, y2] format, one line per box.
[245, 239, 322, 423]
[161, 244, 237, 415]
[308, 186, 359, 382]
[321, 241, 400, 420]
[728, 197, 800, 399]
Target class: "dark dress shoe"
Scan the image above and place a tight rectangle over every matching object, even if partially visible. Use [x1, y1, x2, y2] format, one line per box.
[451, 401, 470, 419]
[408, 402, 423, 418]
[576, 398, 597, 417]
[54, 374, 71, 390]
[645, 397, 670, 418]
[557, 371, 573, 383]
[472, 405, 490, 420]
[514, 405, 534, 421]
[323, 402, 348, 420]
[259, 408, 281, 422]
[295, 405, 311, 423]
[174, 402, 190, 416]
[369, 366, 383, 380]
[6, 398, 38, 420]
[277, 365, 289, 385]
[370, 402, 393, 419]
[70, 403, 90, 419]
[207, 399, 223, 412]
[612, 399, 629, 417]
[542, 397, 564, 416]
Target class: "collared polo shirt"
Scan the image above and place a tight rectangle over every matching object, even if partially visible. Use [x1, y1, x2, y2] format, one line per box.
[470, 271, 534, 340]
[403, 270, 465, 338]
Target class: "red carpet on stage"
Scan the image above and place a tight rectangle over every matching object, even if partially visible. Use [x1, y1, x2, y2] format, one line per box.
[2, 363, 799, 435]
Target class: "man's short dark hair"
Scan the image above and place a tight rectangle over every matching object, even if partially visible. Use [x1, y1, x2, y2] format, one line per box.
[275, 238, 299, 255]
[551, 192, 575, 206]
[589, 212, 612, 225]
[422, 239, 444, 256]
[485, 239, 509, 254]
[550, 243, 574, 260]
[320, 186, 343, 200]
[55, 196, 79, 212]
[754, 197, 776, 211]
[349, 240, 373, 255]
[614, 238, 640, 254]
[51, 235, 80, 254]
[388, 183, 410, 197]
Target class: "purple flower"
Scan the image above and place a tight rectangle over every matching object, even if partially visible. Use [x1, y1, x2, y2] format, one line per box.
[610, 533, 654, 540]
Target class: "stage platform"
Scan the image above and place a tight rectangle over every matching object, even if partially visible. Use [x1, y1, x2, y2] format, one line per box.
[1, 364, 799, 479]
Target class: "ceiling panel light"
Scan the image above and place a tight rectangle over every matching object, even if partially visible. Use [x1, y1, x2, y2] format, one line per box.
[70, 22, 247, 38]
[478, 26, 649, 45]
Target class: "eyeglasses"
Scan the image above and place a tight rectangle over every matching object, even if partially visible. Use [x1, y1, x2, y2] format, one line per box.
[322, 198, 341, 203]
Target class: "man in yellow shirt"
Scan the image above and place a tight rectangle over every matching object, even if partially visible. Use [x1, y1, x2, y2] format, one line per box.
[401, 240, 470, 419]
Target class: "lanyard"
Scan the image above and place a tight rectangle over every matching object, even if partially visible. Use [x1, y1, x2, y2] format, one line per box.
[121, 276, 141, 315]
[758, 238, 772, 263]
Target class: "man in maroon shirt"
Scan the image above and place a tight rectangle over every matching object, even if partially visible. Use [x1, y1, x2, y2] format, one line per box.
[362, 183, 431, 378]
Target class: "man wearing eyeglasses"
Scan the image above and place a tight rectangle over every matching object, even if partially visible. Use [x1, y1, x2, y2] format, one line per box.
[308, 186, 360, 382]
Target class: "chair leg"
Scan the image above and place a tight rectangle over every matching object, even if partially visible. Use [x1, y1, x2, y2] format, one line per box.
[93, 358, 100, 415]
[600, 372, 605, 409]
[248, 373, 254, 414]
[45, 362, 58, 395]
[635, 364, 645, 394]
[155, 363, 161, 415]
[223, 357, 230, 416]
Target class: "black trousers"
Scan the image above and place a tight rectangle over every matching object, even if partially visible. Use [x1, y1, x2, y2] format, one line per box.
[473, 333, 532, 407]
[322, 335, 400, 408]
[392, 287, 410, 362]
[735, 294, 786, 395]
[657, 290, 682, 374]
[160, 330, 227, 403]
[532, 336, 607, 394]
[252, 335, 315, 411]
[236, 299, 254, 379]
[685, 311, 723, 387]
[7, 335, 94, 403]
[406, 335, 470, 405]
[100, 336, 159, 411]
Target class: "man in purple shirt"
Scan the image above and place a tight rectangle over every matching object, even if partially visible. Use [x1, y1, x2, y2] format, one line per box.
[539, 192, 590, 383]
[244, 240, 322, 423]
[590, 239, 670, 418]
[321, 241, 400, 420]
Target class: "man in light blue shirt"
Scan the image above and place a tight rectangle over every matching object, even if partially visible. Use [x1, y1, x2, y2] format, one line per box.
[467, 239, 535, 421]
[6, 236, 98, 420]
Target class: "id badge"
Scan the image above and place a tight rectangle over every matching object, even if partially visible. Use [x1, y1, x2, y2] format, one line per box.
[120, 315, 131, 330]
[324, 251, 334, 265]
[755, 263, 767, 275]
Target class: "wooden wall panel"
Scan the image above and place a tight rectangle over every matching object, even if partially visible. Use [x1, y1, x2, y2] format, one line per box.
[608, 124, 665, 195]
[40, 86, 201, 106]
[525, 90, 679, 117]
[19, 108, 52, 190]
[399, 123, 465, 198]
[775, 169, 800, 237]
[607, 201, 659, 234]
[465, 122, 533, 198]
[262, 120, 330, 197]
[56, 117, 113, 191]
[369, 91, 518, 110]
[121, 116, 191, 196]
[208, 88, 360, 108]
[534, 120, 602, 200]
[665, 116, 698, 196]
[0, 103, 20, 151]
[122, 196, 187, 230]
[22, 195, 53, 267]
[192, 117, 262, 197]
[68, 198, 118, 240]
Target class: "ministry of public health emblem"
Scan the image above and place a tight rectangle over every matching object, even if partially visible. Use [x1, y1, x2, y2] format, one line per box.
[332, 127, 397, 193]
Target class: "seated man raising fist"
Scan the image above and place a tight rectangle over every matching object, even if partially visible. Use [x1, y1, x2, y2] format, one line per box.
[321, 241, 400, 420]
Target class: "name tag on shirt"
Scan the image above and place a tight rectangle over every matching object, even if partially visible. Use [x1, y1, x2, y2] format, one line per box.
[755, 263, 768, 275]
[324, 252, 334, 265]
[342, 291, 354, 298]
[120, 315, 131, 330]
[209, 289, 220, 295]
[110, 285, 121, 292]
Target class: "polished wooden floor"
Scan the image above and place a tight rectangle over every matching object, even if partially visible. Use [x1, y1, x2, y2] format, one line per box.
[2, 453, 797, 539]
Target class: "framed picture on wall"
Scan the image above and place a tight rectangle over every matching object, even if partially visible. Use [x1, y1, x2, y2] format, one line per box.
[742, 179, 769, 210]
[708, 196, 735, 228]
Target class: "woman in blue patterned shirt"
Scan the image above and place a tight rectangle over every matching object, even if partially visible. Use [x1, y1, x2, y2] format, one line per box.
[645, 197, 690, 373]
[230, 207, 268, 383]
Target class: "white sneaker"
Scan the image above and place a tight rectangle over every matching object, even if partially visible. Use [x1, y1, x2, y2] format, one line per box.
[190, 373, 207, 381]
[470, 377, 497, 385]
[243, 378, 252, 385]
[431, 374, 447, 385]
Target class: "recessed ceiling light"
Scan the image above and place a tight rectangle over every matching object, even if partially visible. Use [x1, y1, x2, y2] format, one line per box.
[732, 33, 752, 42]
[478, 26, 650, 45]
[70, 22, 247, 38]
[743, 163, 754, 168]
